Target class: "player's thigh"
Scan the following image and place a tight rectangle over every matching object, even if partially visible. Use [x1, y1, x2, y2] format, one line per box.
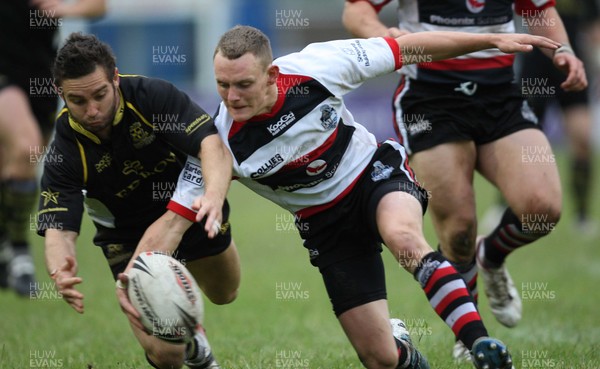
[338, 299, 398, 368]
[476, 128, 562, 217]
[0, 86, 42, 174]
[186, 241, 240, 305]
[410, 142, 478, 236]
[0, 86, 42, 145]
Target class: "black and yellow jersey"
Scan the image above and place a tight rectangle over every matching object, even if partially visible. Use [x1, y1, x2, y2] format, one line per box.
[37, 75, 217, 247]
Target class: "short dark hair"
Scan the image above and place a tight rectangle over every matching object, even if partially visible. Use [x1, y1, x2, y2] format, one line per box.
[53, 32, 116, 86]
[214, 25, 273, 69]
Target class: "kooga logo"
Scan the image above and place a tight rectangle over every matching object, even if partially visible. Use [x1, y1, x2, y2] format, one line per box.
[267, 111, 296, 136]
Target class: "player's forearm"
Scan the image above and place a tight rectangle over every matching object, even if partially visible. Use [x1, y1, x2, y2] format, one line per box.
[133, 211, 190, 261]
[524, 7, 571, 59]
[395, 31, 558, 65]
[44, 229, 78, 276]
[342, 1, 389, 38]
[198, 134, 233, 204]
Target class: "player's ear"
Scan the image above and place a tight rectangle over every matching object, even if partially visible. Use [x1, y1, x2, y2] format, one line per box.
[113, 67, 120, 87]
[267, 64, 279, 85]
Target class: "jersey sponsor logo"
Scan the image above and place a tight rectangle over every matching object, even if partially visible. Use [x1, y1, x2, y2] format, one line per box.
[181, 160, 205, 187]
[319, 105, 338, 130]
[95, 153, 112, 173]
[277, 178, 325, 192]
[251, 154, 284, 178]
[116, 152, 178, 198]
[40, 190, 59, 206]
[466, 0, 485, 14]
[306, 159, 327, 176]
[348, 40, 371, 67]
[185, 114, 211, 135]
[370, 161, 393, 182]
[267, 111, 296, 136]
[130, 121, 156, 149]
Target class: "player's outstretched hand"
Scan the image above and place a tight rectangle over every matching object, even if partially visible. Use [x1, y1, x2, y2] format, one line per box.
[553, 52, 588, 92]
[492, 33, 561, 54]
[192, 191, 224, 239]
[51, 255, 84, 313]
[115, 272, 147, 332]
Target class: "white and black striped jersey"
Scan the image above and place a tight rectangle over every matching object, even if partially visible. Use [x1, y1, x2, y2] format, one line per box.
[215, 37, 402, 218]
[348, 0, 556, 84]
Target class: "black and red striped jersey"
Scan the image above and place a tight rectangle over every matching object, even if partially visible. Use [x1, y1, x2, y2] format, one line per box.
[348, 0, 556, 84]
[214, 37, 402, 217]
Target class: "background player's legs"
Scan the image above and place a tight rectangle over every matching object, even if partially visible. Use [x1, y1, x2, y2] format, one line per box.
[562, 104, 595, 231]
[477, 128, 562, 266]
[410, 142, 479, 298]
[476, 129, 561, 327]
[0, 86, 43, 296]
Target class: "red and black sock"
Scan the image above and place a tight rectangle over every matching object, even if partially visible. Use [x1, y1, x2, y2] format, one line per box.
[414, 251, 487, 350]
[479, 208, 541, 269]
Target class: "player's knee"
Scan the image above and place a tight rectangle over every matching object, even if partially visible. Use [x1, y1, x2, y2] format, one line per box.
[145, 344, 184, 369]
[522, 197, 562, 235]
[385, 228, 429, 268]
[445, 225, 476, 260]
[206, 287, 238, 305]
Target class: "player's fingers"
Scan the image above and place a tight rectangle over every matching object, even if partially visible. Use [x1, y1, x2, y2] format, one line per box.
[61, 288, 84, 300]
[56, 276, 83, 289]
[116, 286, 141, 319]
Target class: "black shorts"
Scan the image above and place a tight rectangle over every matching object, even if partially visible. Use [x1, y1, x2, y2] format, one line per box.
[298, 141, 429, 315]
[101, 200, 232, 279]
[393, 77, 541, 154]
[0, 74, 57, 139]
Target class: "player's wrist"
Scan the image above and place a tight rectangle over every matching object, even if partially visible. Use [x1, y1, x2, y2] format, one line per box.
[554, 44, 574, 57]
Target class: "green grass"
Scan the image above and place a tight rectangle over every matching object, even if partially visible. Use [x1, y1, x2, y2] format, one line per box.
[2, 150, 599, 368]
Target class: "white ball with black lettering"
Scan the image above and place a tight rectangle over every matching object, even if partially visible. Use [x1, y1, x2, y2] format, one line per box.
[127, 252, 204, 343]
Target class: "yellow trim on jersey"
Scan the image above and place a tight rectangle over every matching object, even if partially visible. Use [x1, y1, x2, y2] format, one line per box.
[118, 73, 146, 78]
[126, 102, 153, 129]
[75, 138, 88, 185]
[67, 88, 125, 144]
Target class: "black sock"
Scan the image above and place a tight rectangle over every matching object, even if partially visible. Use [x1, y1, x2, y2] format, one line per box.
[1, 179, 38, 245]
[572, 158, 592, 222]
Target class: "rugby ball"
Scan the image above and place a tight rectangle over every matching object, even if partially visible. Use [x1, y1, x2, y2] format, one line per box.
[127, 252, 204, 343]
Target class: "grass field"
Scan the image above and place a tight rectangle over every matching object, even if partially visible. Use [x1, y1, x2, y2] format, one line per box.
[1, 150, 599, 369]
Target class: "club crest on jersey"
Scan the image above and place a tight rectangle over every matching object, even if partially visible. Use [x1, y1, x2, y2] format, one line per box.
[466, 0, 485, 13]
[370, 161, 393, 182]
[306, 159, 327, 176]
[130, 121, 156, 149]
[320, 105, 338, 130]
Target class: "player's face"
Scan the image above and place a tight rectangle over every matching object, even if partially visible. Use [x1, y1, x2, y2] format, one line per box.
[214, 52, 278, 122]
[61, 66, 120, 139]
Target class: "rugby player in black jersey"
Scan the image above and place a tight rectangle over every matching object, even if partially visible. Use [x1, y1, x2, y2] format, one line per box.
[37, 33, 237, 369]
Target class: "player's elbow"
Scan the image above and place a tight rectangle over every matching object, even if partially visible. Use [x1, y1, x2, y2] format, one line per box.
[207, 288, 238, 305]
